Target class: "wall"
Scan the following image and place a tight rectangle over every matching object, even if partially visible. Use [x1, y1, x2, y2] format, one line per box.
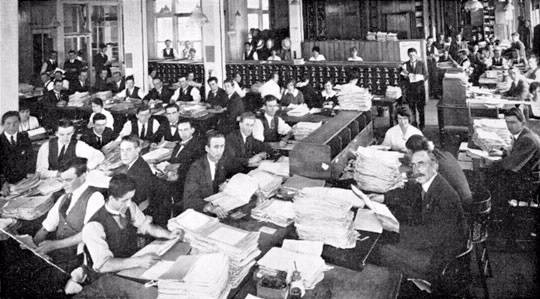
[1, 0, 19, 114]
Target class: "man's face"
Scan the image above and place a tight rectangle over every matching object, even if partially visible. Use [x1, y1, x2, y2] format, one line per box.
[60, 168, 86, 194]
[512, 35, 518, 42]
[408, 52, 417, 62]
[224, 82, 234, 95]
[272, 74, 279, 83]
[113, 73, 121, 82]
[397, 114, 409, 130]
[234, 74, 241, 83]
[410, 151, 436, 184]
[494, 50, 501, 58]
[68, 52, 76, 60]
[51, 52, 57, 60]
[153, 79, 162, 90]
[79, 72, 88, 81]
[55, 72, 63, 80]
[165, 40, 172, 48]
[2, 116, 19, 135]
[126, 79, 134, 89]
[165, 107, 179, 124]
[206, 137, 225, 162]
[91, 103, 103, 113]
[110, 190, 135, 214]
[187, 73, 195, 81]
[209, 81, 218, 92]
[265, 100, 279, 117]
[93, 119, 107, 135]
[245, 44, 251, 52]
[136, 110, 151, 124]
[179, 78, 188, 89]
[99, 70, 107, 80]
[178, 122, 194, 141]
[120, 141, 140, 165]
[54, 82, 64, 92]
[19, 110, 30, 122]
[56, 126, 75, 145]
[239, 118, 255, 136]
[505, 115, 525, 135]
[427, 38, 433, 45]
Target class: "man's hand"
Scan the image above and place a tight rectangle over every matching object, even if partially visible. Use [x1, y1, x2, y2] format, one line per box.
[135, 253, 160, 268]
[205, 203, 228, 219]
[489, 149, 503, 157]
[278, 140, 287, 148]
[167, 229, 184, 240]
[36, 240, 58, 255]
[1, 182, 10, 197]
[248, 152, 267, 165]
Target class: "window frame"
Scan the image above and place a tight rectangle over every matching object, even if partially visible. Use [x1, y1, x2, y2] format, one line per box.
[247, 0, 270, 30]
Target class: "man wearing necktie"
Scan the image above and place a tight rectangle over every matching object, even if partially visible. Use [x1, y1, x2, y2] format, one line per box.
[42, 80, 68, 107]
[118, 105, 163, 143]
[82, 174, 183, 274]
[80, 113, 117, 150]
[401, 47, 428, 130]
[0, 111, 34, 195]
[491, 47, 507, 69]
[68, 70, 90, 94]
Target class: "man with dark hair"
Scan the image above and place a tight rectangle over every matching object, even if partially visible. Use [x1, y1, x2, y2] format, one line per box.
[92, 69, 112, 92]
[41, 50, 58, 74]
[183, 131, 234, 218]
[221, 79, 245, 135]
[110, 71, 125, 94]
[503, 67, 530, 101]
[18, 104, 40, 131]
[42, 79, 69, 107]
[253, 95, 292, 143]
[162, 39, 176, 59]
[162, 104, 181, 142]
[0, 111, 34, 195]
[36, 119, 104, 178]
[93, 43, 110, 79]
[69, 70, 90, 94]
[114, 75, 144, 100]
[225, 112, 272, 174]
[143, 77, 173, 104]
[82, 174, 182, 274]
[206, 76, 228, 108]
[64, 50, 83, 81]
[401, 47, 428, 130]
[118, 105, 163, 143]
[171, 76, 201, 102]
[89, 97, 114, 130]
[80, 113, 117, 150]
[243, 42, 258, 61]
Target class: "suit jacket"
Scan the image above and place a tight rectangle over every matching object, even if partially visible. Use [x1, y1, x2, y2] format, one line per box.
[0, 132, 34, 184]
[220, 92, 245, 134]
[206, 88, 228, 108]
[143, 87, 174, 104]
[42, 90, 69, 107]
[126, 156, 156, 205]
[93, 53, 109, 72]
[503, 79, 530, 100]
[225, 130, 272, 172]
[433, 148, 473, 211]
[79, 127, 117, 150]
[69, 79, 90, 94]
[92, 77, 112, 93]
[161, 123, 181, 142]
[501, 127, 540, 173]
[183, 156, 232, 213]
[110, 79, 125, 94]
[63, 59, 83, 81]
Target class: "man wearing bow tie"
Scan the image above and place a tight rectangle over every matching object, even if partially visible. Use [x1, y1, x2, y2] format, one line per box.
[162, 104, 182, 142]
[80, 113, 117, 150]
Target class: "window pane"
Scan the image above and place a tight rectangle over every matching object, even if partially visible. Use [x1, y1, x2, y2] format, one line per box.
[155, 0, 172, 13]
[177, 17, 202, 41]
[248, 13, 259, 30]
[175, 0, 200, 14]
[262, 13, 269, 29]
[157, 17, 173, 42]
[262, 0, 269, 10]
[247, 0, 260, 9]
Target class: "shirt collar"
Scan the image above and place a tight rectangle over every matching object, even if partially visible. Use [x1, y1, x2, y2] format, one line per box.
[421, 173, 437, 193]
[240, 131, 250, 142]
[104, 202, 122, 216]
[69, 182, 89, 201]
[180, 136, 192, 145]
[93, 129, 103, 138]
[4, 131, 16, 140]
[513, 129, 523, 140]
[206, 155, 217, 167]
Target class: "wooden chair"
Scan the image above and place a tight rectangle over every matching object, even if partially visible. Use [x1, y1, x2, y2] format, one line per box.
[437, 241, 474, 298]
[470, 187, 493, 299]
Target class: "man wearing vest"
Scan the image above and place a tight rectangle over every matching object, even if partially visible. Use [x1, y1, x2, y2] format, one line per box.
[162, 39, 177, 59]
[220, 79, 245, 135]
[401, 47, 428, 130]
[162, 103, 182, 142]
[42, 79, 69, 107]
[118, 105, 163, 144]
[31, 158, 104, 296]
[171, 76, 201, 103]
[205, 76, 228, 108]
[83, 174, 183, 274]
[253, 95, 292, 144]
[114, 75, 144, 100]
[491, 47, 508, 69]
[36, 119, 104, 178]
[143, 77, 174, 104]
[80, 113, 117, 150]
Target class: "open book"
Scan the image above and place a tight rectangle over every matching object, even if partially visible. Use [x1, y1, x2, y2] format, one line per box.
[204, 173, 258, 212]
[351, 185, 399, 233]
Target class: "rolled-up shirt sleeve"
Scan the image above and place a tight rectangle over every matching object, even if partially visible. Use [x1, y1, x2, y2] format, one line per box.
[191, 88, 201, 102]
[129, 202, 151, 235]
[75, 141, 105, 170]
[82, 222, 114, 272]
[41, 196, 63, 232]
[252, 119, 265, 142]
[277, 117, 292, 135]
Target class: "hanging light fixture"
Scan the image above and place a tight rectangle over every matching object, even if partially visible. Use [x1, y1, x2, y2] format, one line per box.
[189, 5, 209, 26]
[48, 16, 61, 28]
[464, 0, 484, 12]
[159, 5, 172, 16]
[235, 10, 241, 17]
[503, 1, 514, 11]
[290, 0, 300, 5]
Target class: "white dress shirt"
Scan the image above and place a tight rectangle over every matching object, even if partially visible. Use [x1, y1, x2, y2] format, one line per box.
[252, 114, 292, 142]
[207, 156, 217, 181]
[381, 124, 423, 152]
[171, 86, 201, 102]
[119, 119, 161, 139]
[19, 116, 40, 132]
[36, 140, 105, 178]
[114, 87, 145, 100]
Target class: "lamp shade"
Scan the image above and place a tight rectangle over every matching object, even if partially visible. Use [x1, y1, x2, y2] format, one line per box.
[189, 5, 209, 26]
[464, 0, 484, 11]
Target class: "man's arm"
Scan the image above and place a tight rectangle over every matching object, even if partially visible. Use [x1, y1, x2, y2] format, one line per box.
[183, 162, 208, 212]
[501, 135, 539, 172]
[35, 232, 82, 255]
[76, 141, 105, 170]
[36, 141, 57, 178]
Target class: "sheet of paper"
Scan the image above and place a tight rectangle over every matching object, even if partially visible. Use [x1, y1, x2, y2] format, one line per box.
[408, 73, 425, 83]
[141, 260, 175, 280]
[15, 234, 38, 249]
[259, 226, 277, 235]
[133, 237, 180, 257]
[27, 127, 46, 138]
[282, 239, 323, 256]
[207, 227, 247, 246]
[178, 209, 215, 231]
[353, 209, 383, 233]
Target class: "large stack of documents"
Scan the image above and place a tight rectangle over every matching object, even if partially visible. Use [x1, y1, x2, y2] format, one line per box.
[350, 146, 404, 193]
[286, 104, 310, 117]
[292, 122, 322, 141]
[1, 177, 63, 220]
[293, 191, 358, 249]
[168, 209, 261, 288]
[281, 175, 325, 197]
[251, 199, 295, 227]
[248, 169, 283, 199]
[67, 92, 90, 107]
[157, 253, 231, 299]
[204, 173, 258, 212]
[472, 118, 512, 152]
[91, 90, 113, 102]
[256, 157, 290, 177]
[178, 103, 208, 118]
[299, 187, 366, 208]
[337, 87, 372, 111]
[142, 147, 174, 164]
[257, 240, 331, 290]
[351, 185, 399, 233]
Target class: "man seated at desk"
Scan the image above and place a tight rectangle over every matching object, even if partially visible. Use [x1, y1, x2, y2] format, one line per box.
[32, 158, 104, 296]
[80, 113, 117, 150]
[92, 69, 113, 93]
[253, 95, 292, 144]
[88, 98, 114, 130]
[110, 71, 125, 95]
[162, 103, 181, 142]
[82, 174, 183, 274]
[18, 103, 40, 132]
[69, 70, 90, 95]
[143, 78, 173, 104]
[36, 119, 104, 178]
[183, 131, 234, 218]
[381, 106, 423, 152]
[206, 76, 228, 108]
[187, 72, 203, 89]
[504, 67, 530, 101]
[42, 79, 69, 107]
[113, 75, 144, 100]
[220, 79, 245, 135]
[225, 112, 273, 174]
[524, 56, 540, 82]
[491, 47, 508, 69]
[171, 76, 201, 103]
[118, 105, 163, 144]
[372, 150, 468, 281]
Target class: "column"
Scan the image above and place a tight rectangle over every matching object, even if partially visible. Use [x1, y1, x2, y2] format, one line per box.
[123, 0, 148, 92]
[202, 0, 226, 86]
[0, 0, 19, 115]
[289, 0, 303, 60]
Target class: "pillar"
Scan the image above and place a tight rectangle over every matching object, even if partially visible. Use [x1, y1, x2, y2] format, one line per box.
[0, 0, 19, 115]
[201, 0, 226, 86]
[123, 0, 149, 93]
[289, 0, 303, 60]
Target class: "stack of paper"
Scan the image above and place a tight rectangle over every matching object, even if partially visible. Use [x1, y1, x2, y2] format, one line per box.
[387, 32, 398, 41]
[385, 86, 402, 100]
[91, 91, 113, 102]
[349, 147, 404, 193]
[248, 169, 283, 199]
[257, 241, 331, 290]
[142, 148, 174, 164]
[293, 192, 358, 249]
[204, 173, 258, 212]
[1, 194, 55, 220]
[472, 118, 512, 152]
[256, 157, 290, 177]
[287, 104, 310, 117]
[351, 185, 399, 233]
[178, 103, 208, 118]
[281, 175, 325, 196]
[337, 87, 372, 111]
[366, 32, 377, 41]
[67, 92, 90, 107]
[251, 199, 295, 227]
[299, 187, 366, 208]
[9, 176, 40, 194]
[292, 122, 322, 141]
[26, 127, 48, 141]
[168, 209, 261, 288]
[157, 253, 231, 299]
[36, 178, 64, 195]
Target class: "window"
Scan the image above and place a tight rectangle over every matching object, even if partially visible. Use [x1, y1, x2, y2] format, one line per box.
[155, 0, 203, 60]
[247, 0, 270, 30]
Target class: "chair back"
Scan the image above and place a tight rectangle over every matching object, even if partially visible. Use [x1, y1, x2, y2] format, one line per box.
[437, 240, 473, 297]
[470, 187, 491, 243]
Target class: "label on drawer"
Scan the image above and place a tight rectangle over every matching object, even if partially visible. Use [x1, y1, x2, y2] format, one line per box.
[321, 163, 329, 170]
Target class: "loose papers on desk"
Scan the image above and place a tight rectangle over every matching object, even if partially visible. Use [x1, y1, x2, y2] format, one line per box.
[256, 156, 290, 177]
[293, 191, 359, 249]
[168, 209, 261, 289]
[348, 147, 404, 193]
[281, 175, 325, 196]
[248, 169, 283, 199]
[472, 118, 512, 152]
[251, 199, 295, 227]
[68, 92, 90, 107]
[156, 253, 231, 299]
[142, 147, 174, 164]
[292, 122, 322, 141]
[1, 178, 64, 220]
[351, 185, 399, 233]
[204, 173, 258, 212]
[286, 104, 310, 117]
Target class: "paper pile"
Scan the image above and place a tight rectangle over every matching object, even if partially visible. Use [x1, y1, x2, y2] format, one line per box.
[251, 199, 295, 227]
[472, 118, 511, 152]
[287, 104, 310, 117]
[299, 187, 366, 208]
[168, 209, 261, 288]
[142, 147, 174, 164]
[385, 86, 402, 100]
[91, 91, 113, 102]
[157, 253, 231, 299]
[178, 103, 208, 118]
[337, 88, 372, 111]
[68, 92, 90, 107]
[204, 173, 258, 212]
[281, 175, 325, 197]
[256, 157, 290, 177]
[1, 194, 55, 220]
[349, 146, 404, 193]
[293, 191, 359, 249]
[248, 169, 283, 199]
[351, 185, 399, 233]
[257, 240, 331, 290]
[292, 122, 321, 141]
